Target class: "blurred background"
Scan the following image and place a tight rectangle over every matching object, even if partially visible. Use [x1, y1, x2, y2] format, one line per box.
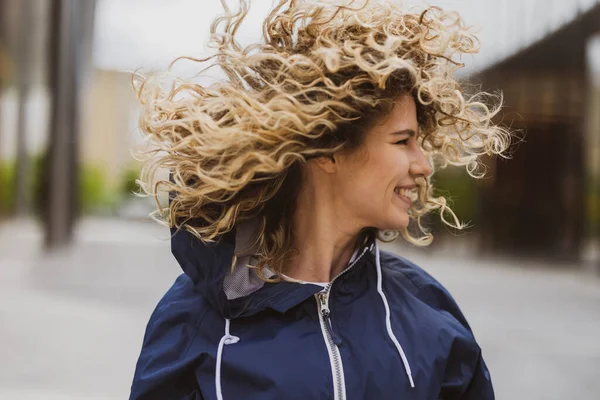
[0, 0, 599, 399]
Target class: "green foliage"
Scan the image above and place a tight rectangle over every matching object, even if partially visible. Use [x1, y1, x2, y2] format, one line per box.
[120, 166, 142, 198]
[432, 167, 479, 228]
[0, 155, 40, 213]
[30, 152, 118, 214]
[586, 175, 600, 238]
[1, 155, 123, 216]
[0, 160, 15, 213]
[79, 165, 118, 213]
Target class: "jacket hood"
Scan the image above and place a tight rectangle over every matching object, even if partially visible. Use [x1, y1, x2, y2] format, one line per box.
[170, 220, 337, 319]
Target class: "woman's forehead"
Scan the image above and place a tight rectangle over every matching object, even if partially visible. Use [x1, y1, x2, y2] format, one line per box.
[370, 96, 419, 136]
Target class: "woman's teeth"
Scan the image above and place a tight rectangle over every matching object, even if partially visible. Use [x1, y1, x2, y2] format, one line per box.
[395, 187, 415, 196]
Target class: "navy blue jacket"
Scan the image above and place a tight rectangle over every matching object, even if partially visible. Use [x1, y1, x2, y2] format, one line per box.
[130, 225, 494, 400]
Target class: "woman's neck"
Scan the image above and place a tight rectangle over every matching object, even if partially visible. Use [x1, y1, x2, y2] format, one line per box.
[282, 174, 363, 283]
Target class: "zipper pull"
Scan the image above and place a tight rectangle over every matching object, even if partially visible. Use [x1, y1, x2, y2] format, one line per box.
[318, 292, 328, 309]
[319, 293, 343, 346]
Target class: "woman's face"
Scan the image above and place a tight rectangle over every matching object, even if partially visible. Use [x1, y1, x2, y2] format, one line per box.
[334, 94, 432, 231]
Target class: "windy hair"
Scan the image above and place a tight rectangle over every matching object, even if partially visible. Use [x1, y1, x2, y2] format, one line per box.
[134, 0, 512, 278]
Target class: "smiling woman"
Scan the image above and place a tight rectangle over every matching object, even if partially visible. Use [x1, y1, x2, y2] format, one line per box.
[129, 1, 512, 399]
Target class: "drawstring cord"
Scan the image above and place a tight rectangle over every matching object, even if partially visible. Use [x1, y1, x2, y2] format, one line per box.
[374, 241, 416, 388]
[215, 318, 240, 400]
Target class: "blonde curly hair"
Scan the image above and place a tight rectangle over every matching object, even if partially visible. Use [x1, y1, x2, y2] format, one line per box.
[134, 0, 511, 278]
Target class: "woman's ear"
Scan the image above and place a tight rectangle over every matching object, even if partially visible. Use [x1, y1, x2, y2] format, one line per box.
[313, 154, 337, 174]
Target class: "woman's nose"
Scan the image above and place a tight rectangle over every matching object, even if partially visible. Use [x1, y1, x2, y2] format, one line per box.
[410, 146, 432, 177]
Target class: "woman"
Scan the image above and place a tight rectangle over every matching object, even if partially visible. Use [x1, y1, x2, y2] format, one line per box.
[130, 1, 511, 399]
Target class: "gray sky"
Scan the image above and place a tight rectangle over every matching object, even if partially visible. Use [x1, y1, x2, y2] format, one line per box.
[93, 0, 280, 73]
[93, 0, 600, 76]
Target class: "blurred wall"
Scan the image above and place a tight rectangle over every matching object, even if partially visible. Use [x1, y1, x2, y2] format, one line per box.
[81, 68, 139, 193]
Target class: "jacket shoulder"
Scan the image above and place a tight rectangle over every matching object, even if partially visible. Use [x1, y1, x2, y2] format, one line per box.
[379, 251, 465, 311]
[379, 250, 494, 399]
[130, 273, 210, 400]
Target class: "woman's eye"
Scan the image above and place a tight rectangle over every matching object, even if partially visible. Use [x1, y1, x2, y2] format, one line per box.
[395, 139, 409, 146]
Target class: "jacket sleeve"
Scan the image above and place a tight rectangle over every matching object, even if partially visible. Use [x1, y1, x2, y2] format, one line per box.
[129, 274, 206, 400]
[407, 262, 494, 400]
[431, 284, 494, 400]
[460, 350, 494, 399]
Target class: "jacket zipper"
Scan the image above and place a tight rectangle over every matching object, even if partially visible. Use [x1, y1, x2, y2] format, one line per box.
[315, 245, 370, 400]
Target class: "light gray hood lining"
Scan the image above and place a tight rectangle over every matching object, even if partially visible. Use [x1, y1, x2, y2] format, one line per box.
[223, 220, 273, 300]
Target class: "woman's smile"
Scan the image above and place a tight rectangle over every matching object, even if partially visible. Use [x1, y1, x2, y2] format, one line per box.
[393, 186, 413, 206]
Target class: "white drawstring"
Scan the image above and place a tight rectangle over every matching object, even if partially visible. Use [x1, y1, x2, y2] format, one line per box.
[215, 318, 240, 400]
[374, 241, 416, 388]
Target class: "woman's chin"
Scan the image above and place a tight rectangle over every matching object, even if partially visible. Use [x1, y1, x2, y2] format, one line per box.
[378, 214, 409, 232]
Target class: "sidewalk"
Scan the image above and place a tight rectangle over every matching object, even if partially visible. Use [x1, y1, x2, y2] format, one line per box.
[0, 218, 180, 400]
[1, 218, 600, 400]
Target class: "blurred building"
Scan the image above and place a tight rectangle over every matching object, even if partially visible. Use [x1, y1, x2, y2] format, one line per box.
[0, 67, 140, 197]
[82, 68, 140, 192]
[0, 0, 139, 230]
[472, 3, 600, 265]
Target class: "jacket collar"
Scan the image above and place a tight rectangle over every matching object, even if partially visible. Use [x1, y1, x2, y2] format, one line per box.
[170, 223, 375, 319]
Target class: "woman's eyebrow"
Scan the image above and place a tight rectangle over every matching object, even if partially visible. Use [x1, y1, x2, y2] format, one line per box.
[389, 129, 417, 137]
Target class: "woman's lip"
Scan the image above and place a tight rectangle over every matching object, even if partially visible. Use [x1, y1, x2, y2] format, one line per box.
[395, 192, 412, 206]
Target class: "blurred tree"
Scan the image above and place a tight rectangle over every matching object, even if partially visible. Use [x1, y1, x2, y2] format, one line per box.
[14, 0, 33, 216]
[43, 0, 95, 249]
[0, 0, 5, 216]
